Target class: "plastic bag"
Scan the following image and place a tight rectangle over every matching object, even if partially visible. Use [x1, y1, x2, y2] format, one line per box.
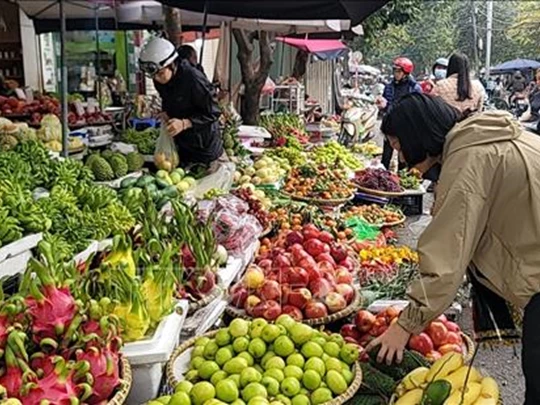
[345, 217, 380, 241]
[153, 125, 179, 172]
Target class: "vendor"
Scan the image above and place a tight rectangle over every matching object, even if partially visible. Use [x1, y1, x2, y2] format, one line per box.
[367, 93, 540, 404]
[139, 37, 224, 167]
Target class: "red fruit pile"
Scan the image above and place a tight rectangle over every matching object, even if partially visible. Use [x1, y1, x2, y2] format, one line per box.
[231, 188, 272, 229]
[229, 224, 358, 321]
[341, 307, 464, 361]
[0, 95, 60, 117]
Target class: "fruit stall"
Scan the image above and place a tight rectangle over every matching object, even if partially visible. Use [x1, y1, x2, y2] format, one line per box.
[0, 106, 501, 405]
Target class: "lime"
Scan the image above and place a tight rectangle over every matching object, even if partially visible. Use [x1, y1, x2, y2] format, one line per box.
[198, 361, 220, 380]
[339, 344, 359, 365]
[190, 357, 205, 370]
[191, 381, 216, 405]
[233, 337, 250, 354]
[327, 334, 344, 347]
[302, 370, 321, 391]
[215, 330, 232, 347]
[229, 374, 241, 387]
[280, 377, 301, 397]
[195, 337, 211, 347]
[261, 376, 280, 396]
[230, 319, 250, 338]
[310, 388, 332, 405]
[224, 357, 249, 374]
[261, 325, 282, 343]
[325, 358, 342, 373]
[286, 354, 305, 369]
[264, 357, 285, 371]
[216, 379, 240, 402]
[157, 395, 171, 404]
[275, 315, 296, 331]
[289, 324, 314, 346]
[304, 358, 325, 377]
[211, 371, 229, 386]
[248, 338, 267, 359]
[301, 342, 323, 359]
[193, 345, 205, 358]
[242, 383, 268, 402]
[276, 394, 292, 405]
[291, 394, 310, 405]
[325, 370, 347, 395]
[323, 342, 340, 358]
[342, 368, 354, 385]
[238, 352, 255, 366]
[185, 370, 199, 383]
[274, 336, 295, 357]
[216, 348, 234, 366]
[203, 341, 219, 360]
[240, 367, 262, 387]
[284, 366, 303, 381]
[263, 369, 285, 383]
[176, 381, 194, 394]
[261, 351, 276, 368]
[248, 397, 269, 405]
[169, 392, 191, 405]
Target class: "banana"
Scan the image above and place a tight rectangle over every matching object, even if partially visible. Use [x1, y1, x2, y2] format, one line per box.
[443, 382, 482, 405]
[442, 365, 482, 392]
[394, 388, 423, 405]
[426, 352, 464, 382]
[402, 367, 430, 391]
[480, 377, 500, 401]
[472, 398, 497, 405]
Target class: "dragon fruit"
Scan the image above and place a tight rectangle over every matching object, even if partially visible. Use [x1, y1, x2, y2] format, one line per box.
[75, 346, 120, 403]
[181, 244, 196, 268]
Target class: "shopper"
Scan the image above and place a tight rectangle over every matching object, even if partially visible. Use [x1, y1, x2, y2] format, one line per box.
[177, 44, 206, 76]
[139, 37, 224, 167]
[376, 57, 422, 169]
[368, 93, 540, 404]
[431, 52, 484, 114]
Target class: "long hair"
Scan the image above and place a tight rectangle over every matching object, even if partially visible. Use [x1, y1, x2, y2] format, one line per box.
[446, 53, 472, 102]
[381, 93, 461, 166]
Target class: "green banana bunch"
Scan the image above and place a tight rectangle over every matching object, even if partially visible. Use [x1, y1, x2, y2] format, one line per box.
[0, 207, 23, 245]
[14, 201, 52, 234]
[74, 183, 117, 211]
[0, 180, 32, 210]
[47, 159, 81, 190]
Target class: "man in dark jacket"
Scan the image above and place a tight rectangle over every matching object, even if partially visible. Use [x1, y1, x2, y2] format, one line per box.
[139, 38, 223, 166]
[376, 57, 422, 169]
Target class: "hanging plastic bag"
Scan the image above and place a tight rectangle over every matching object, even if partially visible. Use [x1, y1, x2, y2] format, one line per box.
[153, 125, 179, 172]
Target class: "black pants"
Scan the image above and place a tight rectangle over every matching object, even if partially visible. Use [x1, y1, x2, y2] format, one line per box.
[381, 140, 406, 171]
[523, 293, 540, 404]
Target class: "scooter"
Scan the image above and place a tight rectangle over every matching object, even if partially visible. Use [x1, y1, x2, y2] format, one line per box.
[337, 95, 378, 147]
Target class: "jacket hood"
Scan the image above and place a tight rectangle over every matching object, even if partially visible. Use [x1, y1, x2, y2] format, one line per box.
[443, 111, 521, 160]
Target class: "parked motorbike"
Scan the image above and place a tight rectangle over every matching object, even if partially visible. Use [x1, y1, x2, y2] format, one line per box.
[337, 95, 378, 147]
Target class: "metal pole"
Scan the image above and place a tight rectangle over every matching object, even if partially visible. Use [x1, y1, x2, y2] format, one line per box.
[485, 0, 493, 80]
[199, 1, 209, 65]
[95, 6, 101, 108]
[60, 0, 69, 157]
[471, 0, 479, 72]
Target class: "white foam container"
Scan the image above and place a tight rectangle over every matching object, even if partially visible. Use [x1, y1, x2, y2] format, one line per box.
[121, 300, 189, 405]
[0, 233, 42, 263]
[0, 250, 32, 278]
[95, 171, 143, 189]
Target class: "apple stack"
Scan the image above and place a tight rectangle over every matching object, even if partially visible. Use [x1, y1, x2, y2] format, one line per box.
[228, 224, 360, 323]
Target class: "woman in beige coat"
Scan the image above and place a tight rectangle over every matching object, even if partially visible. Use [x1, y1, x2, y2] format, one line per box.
[368, 93, 540, 404]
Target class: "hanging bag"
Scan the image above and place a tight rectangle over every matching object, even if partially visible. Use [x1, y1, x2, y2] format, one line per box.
[154, 125, 179, 172]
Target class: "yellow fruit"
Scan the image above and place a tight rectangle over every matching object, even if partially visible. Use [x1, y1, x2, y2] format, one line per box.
[244, 269, 265, 289]
[472, 398, 497, 405]
[426, 352, 463, 382]
[442, 366, 482, 392]
[480, 377, 499, 401]
[394, 388, 423, 405]
[402, 367, 430, 391]
[443, 382, 481, 405]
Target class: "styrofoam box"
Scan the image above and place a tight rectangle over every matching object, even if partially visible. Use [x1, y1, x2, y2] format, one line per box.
[0, 233, 42, 263]
[217, 256, 244, 289]
[72, 241, 99, 265]
[0, 250, 32, 278]
[122, 300, 189, 405]
[368, 300, 462, 317]
[95, 171, 143, 189]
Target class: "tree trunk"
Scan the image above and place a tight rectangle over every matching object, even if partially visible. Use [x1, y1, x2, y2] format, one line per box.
[233, 29, 274, 124]
[292, 50, 309, 81]
[163, 6, 182, 46]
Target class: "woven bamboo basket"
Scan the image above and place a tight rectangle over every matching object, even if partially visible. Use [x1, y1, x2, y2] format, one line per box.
[166, 330, 364, 405]
[106, 357, 132, 405]
[281, 192, 355, 207]
[356, 185, 406, 198]
[224, 288, 362, 326]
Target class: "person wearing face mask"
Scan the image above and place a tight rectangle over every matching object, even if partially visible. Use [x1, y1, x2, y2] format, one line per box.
[138, 37, 224, 168]
[432, 57, 448, 82]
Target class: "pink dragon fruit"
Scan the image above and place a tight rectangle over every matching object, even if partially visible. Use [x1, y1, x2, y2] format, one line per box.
[181, 244, 196, 269]
[0, 344, 35, 398]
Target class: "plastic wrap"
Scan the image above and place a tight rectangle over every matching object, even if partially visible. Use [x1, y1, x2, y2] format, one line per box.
[153, 126, 179, 172]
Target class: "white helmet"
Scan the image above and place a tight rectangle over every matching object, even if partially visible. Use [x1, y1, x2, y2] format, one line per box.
[139, 37, 178, 76]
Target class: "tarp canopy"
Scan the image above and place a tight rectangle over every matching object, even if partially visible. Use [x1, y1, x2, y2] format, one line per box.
[276, 37, 347, 60]
[156, 0, 390, 26]
[491, 59, 540, 73]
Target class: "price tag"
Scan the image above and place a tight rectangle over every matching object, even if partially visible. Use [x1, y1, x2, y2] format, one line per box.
[73, 100, 85, 117]
[87, 98, 97, 115]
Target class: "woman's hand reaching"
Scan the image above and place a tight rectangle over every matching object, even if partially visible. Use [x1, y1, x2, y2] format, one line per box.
[166, 118, 192, 137]
[365, 321, 411, 365]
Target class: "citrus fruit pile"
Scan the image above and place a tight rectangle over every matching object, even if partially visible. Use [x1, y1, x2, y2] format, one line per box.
[344, 205, 404, 227]
[156, 315, 360, 405]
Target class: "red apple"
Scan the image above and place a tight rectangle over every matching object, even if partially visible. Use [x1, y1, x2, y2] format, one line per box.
[318, 231, 335, 244]
[257, 259, 273, 271]
[381, 306, 400, 322]
[436, 314, 448, 323]
[370, 317, 389, 337]
[330, 245, 348, 263]
[408, 333, 434, 356]
[287, 267, 310, 288]
[426, 350, 442, 362]
[438, 343, 462, 355]
[323, 272, 336, 286]
[282, 305, 303, 321]
[304, 301, 328, 319]
[335, 284, 355, 304]
[260, 280, 281, 301]
[298, 256, 317, 269]
[286, 231, 304, 247]
[336, 269, 353, 284]
[444, 321, 461, 333]
[358, 334, 374, 347]
[251, 301, 269, 318]
[340, 324, 362, 341]
[304, 239, 326, 257]
[244, 295, 261, 315]
[230, 287, 248, 308]
[273, 254, 291, 269]
[444, 331, 462, 346]
[316, 253, 336, 266]
[309, 278, 333, 299]
[355, 310, 376, 333]
[263, 300, 282, 321]
[426, 322, 449, 348]
[318, 260, 336, 274]
[338, 257, 355, 272]
[288, 288, 312, 310]
[304, 264, 324, 283]
[325, 292, 347, 313]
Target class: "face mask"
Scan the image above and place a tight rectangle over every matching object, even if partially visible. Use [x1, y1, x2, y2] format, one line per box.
[434, 68, 447, 80]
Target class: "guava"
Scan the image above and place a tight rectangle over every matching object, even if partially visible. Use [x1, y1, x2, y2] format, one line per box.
[195, 337, 210, 347]
[323, 342, 340, 358]
[211, 371, 229, 386]
[215, 330, 232, 347]
[342, 368, 354, 385]
[176, 381, 194, 394]
[198, 361, 220, 380]
[325, 358, 342, 373]
[310, 388, 333, 405]
[284, 366, 303, 381]
[248, 338, 267, 358]
[291, 394, 310, 405]
[263, 369, 285, 383]
[169, 392, 191, 405]
[248, 397, 269, 405]
[302, 370, 322, 391]
[261, 351, 276, 368]
[339, 344, 359, 365]
[238, 352, 255, 366]
[240, 367, 262, 388]
[191, 381, 216, 405]
[261, 324, 282, 343]
[192, 345, 205, 358]
[286, 354, 305, 369]
[233, 337, 250, 353]
[216, 348, 234, 366]
[224, 357, 249, 374]
[242, 383, 268, 402]
[280, 377, 301, 397]
[274, 336, 295, 357]
[289, 324, 314, 346]
[304, 358, 325, 377]
[301, 342, 323, 359]
[261, 376, 280, 396]
[191, 356, 205, 370]
[216, 379, 240, 402]
[203, 341, 219, 360]
[275, 315, 295, 331]
[325, 370, 347, 395]
[264, 357, 285, 371]
[230, 319, 250, 338]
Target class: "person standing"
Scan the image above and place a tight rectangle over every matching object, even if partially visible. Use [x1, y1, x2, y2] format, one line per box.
[432, 52, 485, 114]
[138, 37, 224, 168]
[376, 57, 422, 169]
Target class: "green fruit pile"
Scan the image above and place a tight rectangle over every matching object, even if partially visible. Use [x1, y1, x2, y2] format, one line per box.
[311, 141, 363, 171]
[121, 127, 160, 155]
[85, 150, 144, 181]
[150, 316, 360, 405]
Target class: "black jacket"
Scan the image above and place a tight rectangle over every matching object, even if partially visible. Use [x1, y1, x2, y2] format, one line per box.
[154, 59, 223, 164]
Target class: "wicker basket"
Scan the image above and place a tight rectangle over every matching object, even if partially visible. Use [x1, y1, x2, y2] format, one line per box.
[281, 192, 355, 207]
[188, 285, 223, 315]
[224, 288, 362, 326]
[166, 330, 363, 404]
[106, 357, 132, 405]
[460, 332, 476, 364]
[356, 185, 406, 198]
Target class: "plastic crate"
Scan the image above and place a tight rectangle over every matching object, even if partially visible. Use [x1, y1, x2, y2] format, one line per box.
[390, 194, 424, 216]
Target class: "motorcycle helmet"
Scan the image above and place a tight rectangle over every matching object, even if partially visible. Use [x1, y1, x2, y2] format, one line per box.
[139, 37, 178, 76]
[434, 57, 449, 68]
[393, 57, 414, 75]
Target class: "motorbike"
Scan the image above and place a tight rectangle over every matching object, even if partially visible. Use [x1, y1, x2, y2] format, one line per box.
[337, 95, 378, 147]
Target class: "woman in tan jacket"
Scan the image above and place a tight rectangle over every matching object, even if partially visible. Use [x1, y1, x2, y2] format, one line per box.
[368, 93, 540, 404]
[432, 52, 485, 114]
